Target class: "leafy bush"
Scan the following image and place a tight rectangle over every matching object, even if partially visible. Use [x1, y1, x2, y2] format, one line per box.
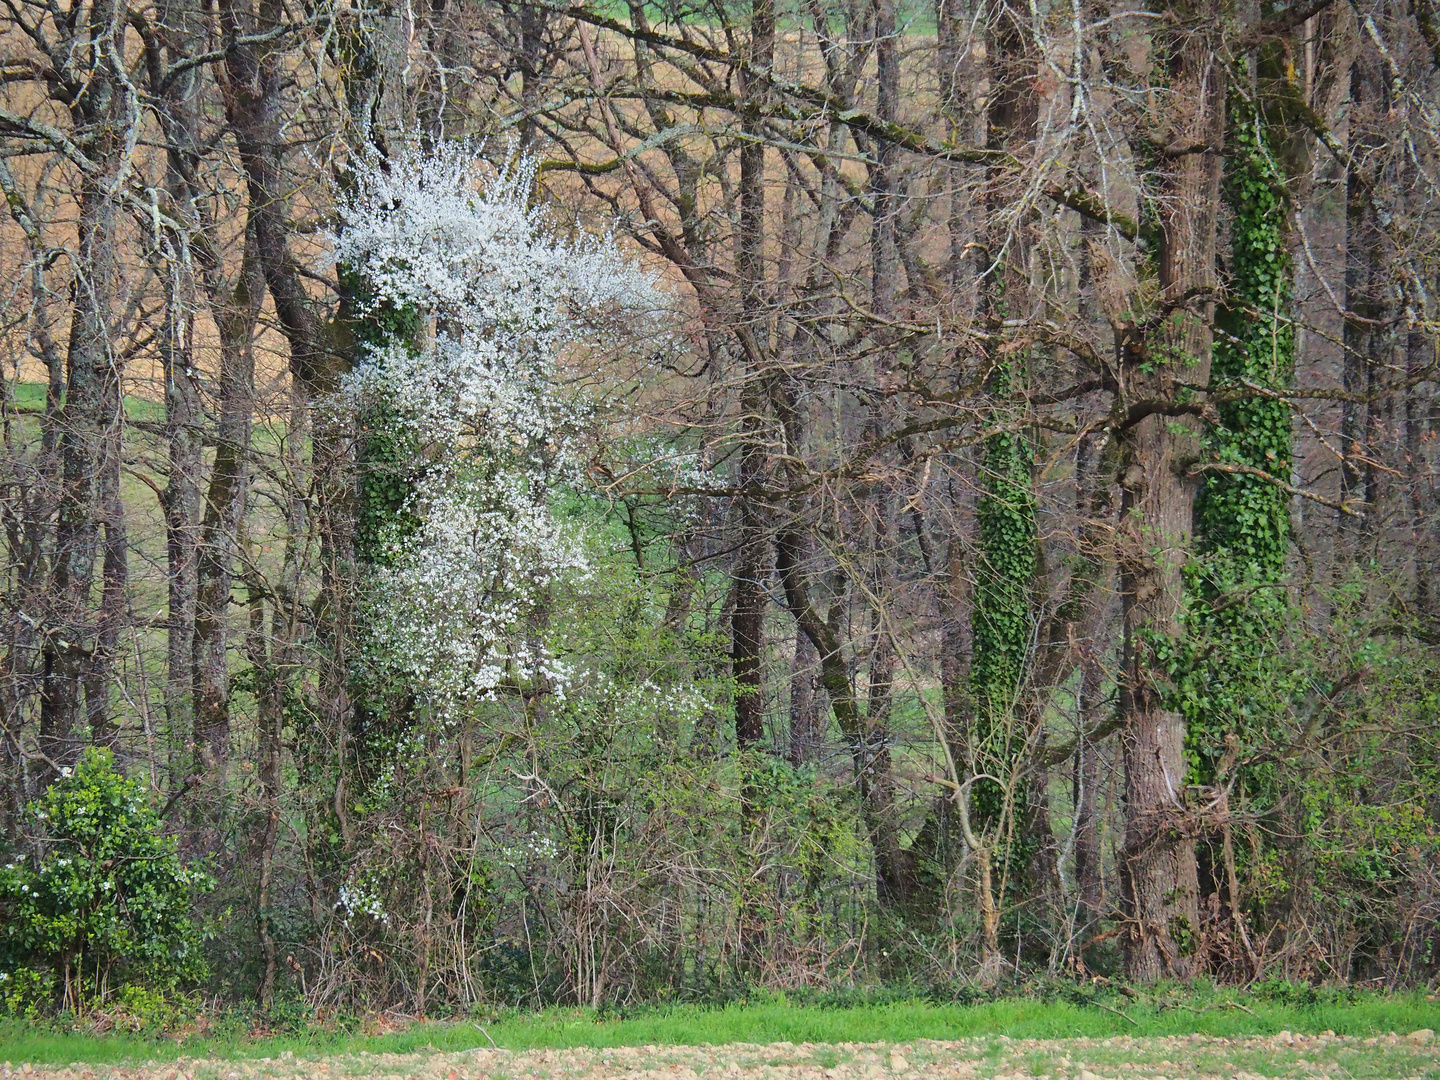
[0, 749, 214, 1011]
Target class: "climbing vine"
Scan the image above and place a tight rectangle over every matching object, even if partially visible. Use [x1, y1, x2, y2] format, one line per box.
[1176, 86, 1299, 784]
[342, 261, 426, 567]
[970, 359, 1037, 834]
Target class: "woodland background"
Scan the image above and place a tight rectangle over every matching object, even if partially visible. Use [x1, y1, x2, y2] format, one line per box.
[1, 0, 1439, 1017]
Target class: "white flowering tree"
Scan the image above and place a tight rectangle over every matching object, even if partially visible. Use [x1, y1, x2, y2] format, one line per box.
[332, 144, 660, 718]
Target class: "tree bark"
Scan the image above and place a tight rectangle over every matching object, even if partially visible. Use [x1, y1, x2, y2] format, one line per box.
[39, 1, 133, 776]
[789, 615, 824, 765]
[191, 234, 263, 771]
[1116, 2, 1224, 983]
[730, 0, 775, 755]
[1339, 58, 1385, 558]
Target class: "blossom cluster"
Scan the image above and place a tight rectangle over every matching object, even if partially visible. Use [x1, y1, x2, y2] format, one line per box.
[498, 833, 561, 869]
[337, 875, 390, 925]
[333, 142, 659, 715]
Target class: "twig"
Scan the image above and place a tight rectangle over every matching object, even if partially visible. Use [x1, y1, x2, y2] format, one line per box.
[1096, 1003, 1137, 1025]
[1169, 1000, 1258, 1016]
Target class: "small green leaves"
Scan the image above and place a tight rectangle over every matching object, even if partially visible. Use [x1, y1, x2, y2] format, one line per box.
[0, 749, 213, 1007]
[1179, 82, 1297, 787]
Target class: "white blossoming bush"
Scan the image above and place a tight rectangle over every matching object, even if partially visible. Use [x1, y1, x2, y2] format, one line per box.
[333, 144, 661, 715]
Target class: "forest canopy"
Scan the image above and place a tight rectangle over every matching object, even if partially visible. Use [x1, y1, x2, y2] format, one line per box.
[0, 0, 1438, 1015]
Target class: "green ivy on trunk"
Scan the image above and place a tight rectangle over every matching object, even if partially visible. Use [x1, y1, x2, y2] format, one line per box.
[1179, 86, 1297, 785]
[971, 359, 1037, 840]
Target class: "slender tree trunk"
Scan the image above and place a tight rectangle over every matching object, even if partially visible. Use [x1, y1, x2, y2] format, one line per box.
[777, 530, 915, 903]
[789, 610, 824, 765]
[731, 0, 775, 755]
[84, 435, 127, 751]
[1072, 687, 1103, 926]
[220, 0, 355, 853]
[191, 253, 262, 771]
[161, 300, 201, 777]
[1339, 60, 1384, 557]
[249, 387, 309, 1007]
[148, 0, 268, 777]
[871, 0, 900, 319]
[1406, 324, 1433, 618]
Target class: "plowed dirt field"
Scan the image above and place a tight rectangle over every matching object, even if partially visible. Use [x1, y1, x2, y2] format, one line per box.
[5, 1031, 1439, 1080]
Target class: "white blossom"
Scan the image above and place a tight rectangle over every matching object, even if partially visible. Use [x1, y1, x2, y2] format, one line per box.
[337, 878, 390, 925]
[331, 143, 659, 346]
[499, 833, 560, 868]
[333, 141, 660, 716]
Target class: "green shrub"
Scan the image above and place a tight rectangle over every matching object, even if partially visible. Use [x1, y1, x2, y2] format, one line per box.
[0, 748, 214, 1011]
[0, 966, 54, 1019]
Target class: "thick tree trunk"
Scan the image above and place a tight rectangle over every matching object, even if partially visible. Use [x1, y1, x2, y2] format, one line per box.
[1116, 4, 1224, 983]
[219, 0, 334, 394]
[1069, 226, 1112, 935]
[958, 0, 1042, 972]
[41, 75, 129, 776]
[1073, 433, 1109, 931]
[1118, 395, 1207, 983]
[731, 557, 768, 749]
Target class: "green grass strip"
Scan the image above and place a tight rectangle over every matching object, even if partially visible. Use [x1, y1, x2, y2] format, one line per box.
[3, 995, 1439, 1066]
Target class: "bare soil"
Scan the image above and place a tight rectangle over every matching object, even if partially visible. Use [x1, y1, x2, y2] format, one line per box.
[5, 1031, 1439, 1080]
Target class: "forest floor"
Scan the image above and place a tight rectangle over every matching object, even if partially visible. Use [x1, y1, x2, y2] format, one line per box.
[5, 1030, 1440, 1080]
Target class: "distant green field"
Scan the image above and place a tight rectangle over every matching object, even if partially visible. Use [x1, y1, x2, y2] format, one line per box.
[2, 993, 1438, 1066]
[6, 380, 164, 422]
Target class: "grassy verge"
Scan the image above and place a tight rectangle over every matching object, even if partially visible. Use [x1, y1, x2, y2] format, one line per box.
[2, 993, 1438, 1066]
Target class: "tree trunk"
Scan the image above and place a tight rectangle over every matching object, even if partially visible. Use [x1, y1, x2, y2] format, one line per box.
[1073, 432, 1108, 931]
[248, 385, 309, 1008]
[1339, 59, 1384, 557]
[191, 247, 262, 771]
[1116, 3, 1224, 983]
[40, 28, 132, 776]
[777, 530, 915, 904]
[161, 298, 201, 776]
[84, 433, 127, 751]
[731, 555, 768, 750]
[730, 0, 775, 755]
[789, 614, 824, 765]
[1406, 322, 1433, 618]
